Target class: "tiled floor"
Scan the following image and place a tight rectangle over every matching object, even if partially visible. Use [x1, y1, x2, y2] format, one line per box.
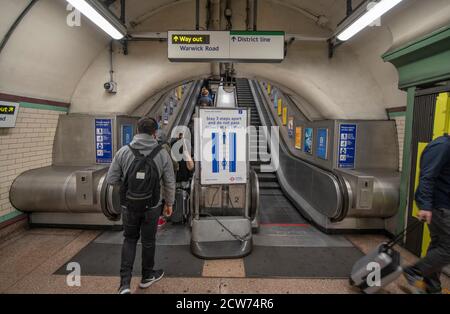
[0, 227, 448, 294]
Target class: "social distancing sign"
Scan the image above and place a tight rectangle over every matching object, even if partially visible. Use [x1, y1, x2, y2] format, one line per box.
[197, 108, 248, 185]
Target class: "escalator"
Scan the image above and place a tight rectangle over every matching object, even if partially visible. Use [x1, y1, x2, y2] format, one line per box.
[236, 79, 307, 225]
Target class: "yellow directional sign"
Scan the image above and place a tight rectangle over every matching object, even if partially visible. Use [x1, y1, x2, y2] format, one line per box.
[172, 34, 210, 45]
[0, 105, 16, 115]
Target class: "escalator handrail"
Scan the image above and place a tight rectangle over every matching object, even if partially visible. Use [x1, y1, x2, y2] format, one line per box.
[168, 80, 204, 137]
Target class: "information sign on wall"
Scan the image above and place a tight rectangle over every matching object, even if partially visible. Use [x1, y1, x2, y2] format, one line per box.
[95, 119, 113, 164]
[338, 124, 357, 168]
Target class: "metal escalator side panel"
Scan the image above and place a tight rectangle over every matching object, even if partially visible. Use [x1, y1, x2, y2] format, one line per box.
[332, 171, 351, 222]
[248, 79, 347, 222]
[250, 169, 260, 222]
[103, 182, 121, 221]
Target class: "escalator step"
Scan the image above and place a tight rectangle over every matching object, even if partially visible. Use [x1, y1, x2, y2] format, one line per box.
[257, 173, 277, 182]
[259, 189, 284, 196]
[259, 181, 281, 189]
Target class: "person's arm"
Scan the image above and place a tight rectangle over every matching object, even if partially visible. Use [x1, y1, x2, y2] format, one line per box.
[160, 149, 176, 215]
[106, 150, 123, 185]
[183, 141, 195, 171]
[415, 141, 450, 212]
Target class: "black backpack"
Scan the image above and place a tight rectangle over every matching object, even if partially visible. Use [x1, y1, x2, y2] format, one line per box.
[120, 145, 163, 210]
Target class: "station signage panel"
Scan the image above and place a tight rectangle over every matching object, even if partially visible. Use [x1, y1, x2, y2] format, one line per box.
[0, 101, 19, 128]
[197, 108, 248, 185]
[95, 119, 113, 164]
[338, 124, 357, 169]
[168, 30, 285, 62]
[229, 31, 285, 61]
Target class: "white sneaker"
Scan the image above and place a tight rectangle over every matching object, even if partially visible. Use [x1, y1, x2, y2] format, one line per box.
[139, 270, 165, 289]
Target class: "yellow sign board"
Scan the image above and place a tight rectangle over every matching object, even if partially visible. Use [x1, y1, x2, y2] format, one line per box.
[0, 105, 16, 115]
[172, 34, 210, 45]
[277, 99, 282, 116]
[295, 127, 302, 149]
[433, 92, 450, 138]
[282, 107, 287, 126]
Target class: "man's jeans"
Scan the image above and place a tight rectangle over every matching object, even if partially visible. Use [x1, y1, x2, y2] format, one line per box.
[407, 208, 450, 293]
[120, 205, 162, 287]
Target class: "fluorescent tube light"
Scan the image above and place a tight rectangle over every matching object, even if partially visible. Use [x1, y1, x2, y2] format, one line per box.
[66, 0, 126, 40]
[337, 0, 403, 41]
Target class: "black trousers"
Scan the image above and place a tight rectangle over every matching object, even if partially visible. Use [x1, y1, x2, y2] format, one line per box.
[120, 205, 162, 287]
[408, 208, 450, 293]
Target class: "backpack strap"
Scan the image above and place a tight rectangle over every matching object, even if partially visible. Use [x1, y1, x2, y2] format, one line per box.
[128, 144, 143, 158]
[148, 144, 164, 160]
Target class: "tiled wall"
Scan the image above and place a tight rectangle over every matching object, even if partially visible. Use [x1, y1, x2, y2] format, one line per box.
[391, 114, 406, 171]
[0, 104, 67, 223]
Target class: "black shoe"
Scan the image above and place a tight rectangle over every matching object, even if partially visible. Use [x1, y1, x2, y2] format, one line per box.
[402, 268, 427, 294]
[139, 269, 165, 289]
[118, 285, 131, 294]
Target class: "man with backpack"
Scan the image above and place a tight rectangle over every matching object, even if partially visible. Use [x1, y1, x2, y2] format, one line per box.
[106, 117, 175, 294]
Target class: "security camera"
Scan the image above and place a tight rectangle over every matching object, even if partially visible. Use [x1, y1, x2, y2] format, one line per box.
[104, 81, 117, 93]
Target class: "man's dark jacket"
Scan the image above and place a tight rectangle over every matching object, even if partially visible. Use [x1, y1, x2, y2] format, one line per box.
[415, 135, 450, 211]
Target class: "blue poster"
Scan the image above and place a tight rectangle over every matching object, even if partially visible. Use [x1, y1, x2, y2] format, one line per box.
[229, 132, 237, 173]
[212, 132, 219, 173]
[338, 124, 357, 168]
[121, 124, 134, 147]
[304, 127, 313, 154]
[317, 128, 328, 160]
[95, 119, 113, 164]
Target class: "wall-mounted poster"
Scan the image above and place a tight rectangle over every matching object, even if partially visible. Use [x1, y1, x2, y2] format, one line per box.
[273, 92, 278, 109]
[304, 127, 313, 154]
[295, 127, 302, 150]
[282, 107, 288, 125]
[95, 119, 113, 164]
[277, 99, 282, 116]
[288, 117, 294, 138]
[121, 124, 134, 147]
[317, 128, 328, 160]
[338, 124, 357, 169]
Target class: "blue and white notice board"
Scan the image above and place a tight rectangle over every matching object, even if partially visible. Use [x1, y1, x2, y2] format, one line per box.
[317, 128, 328, 160]
[121, 124, 134, 147]
[198, 108, 248, 185]
[338, 124, 357, 169]
[95, 119, 113, 164]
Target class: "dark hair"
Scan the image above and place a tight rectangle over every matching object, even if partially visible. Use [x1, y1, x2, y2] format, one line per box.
[137, 117, 158, 135]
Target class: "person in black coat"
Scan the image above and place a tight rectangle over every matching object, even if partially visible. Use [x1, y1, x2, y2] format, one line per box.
[403, 134, 450, 294]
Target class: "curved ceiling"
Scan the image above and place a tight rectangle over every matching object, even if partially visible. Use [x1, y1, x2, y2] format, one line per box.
[0, 0, 449, 119]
